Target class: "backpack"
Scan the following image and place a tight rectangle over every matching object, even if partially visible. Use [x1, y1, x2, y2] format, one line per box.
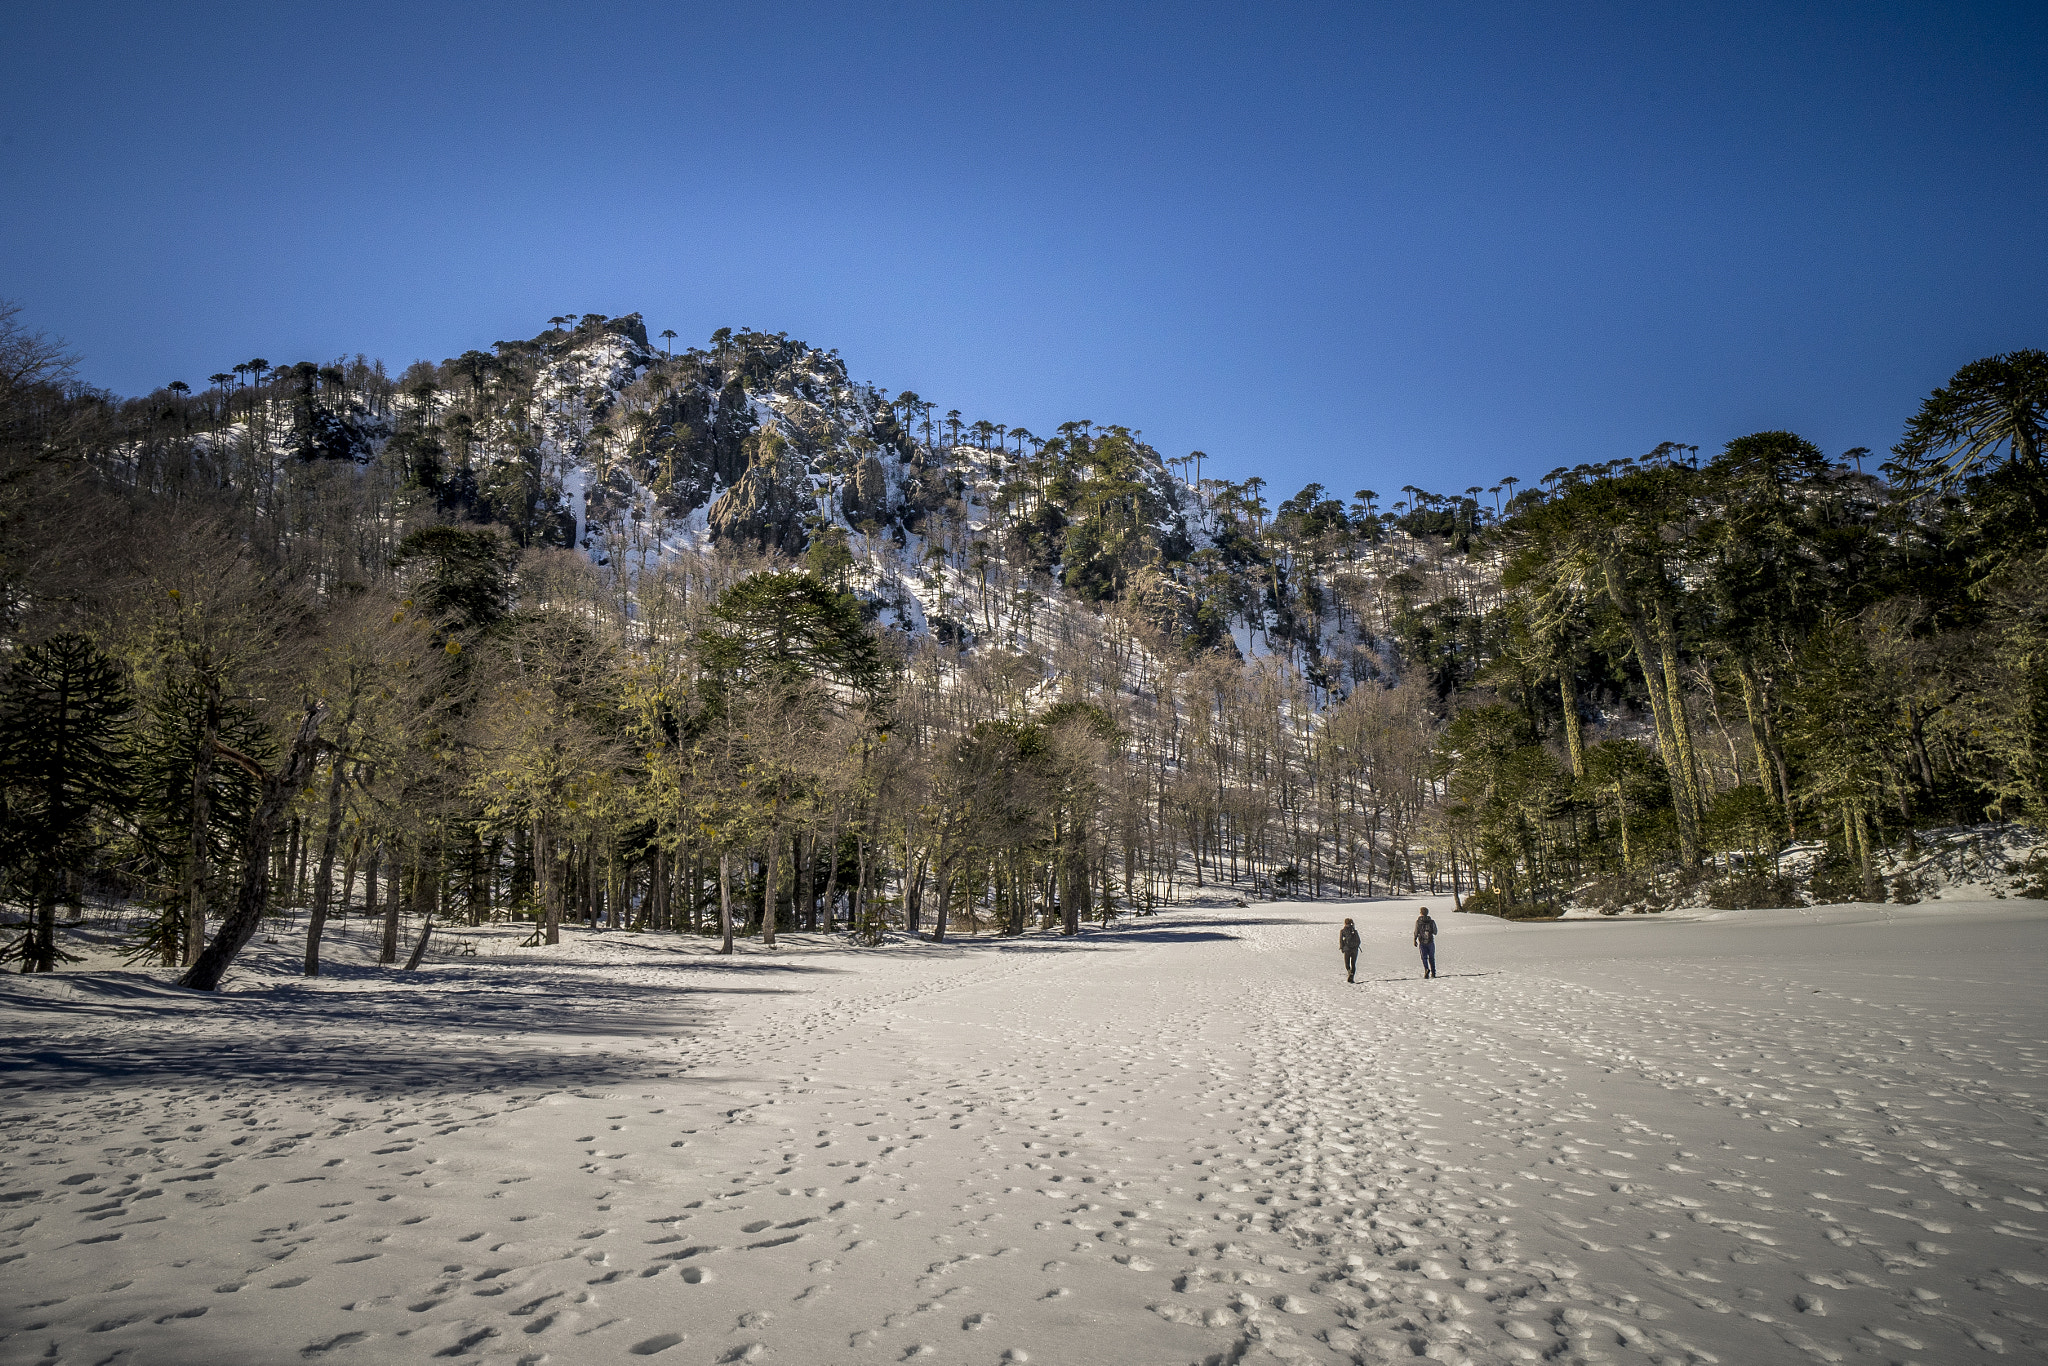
[1416, 916, 1437, 944]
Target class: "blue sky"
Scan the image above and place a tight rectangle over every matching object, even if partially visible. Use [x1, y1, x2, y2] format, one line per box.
[3, 1, 2042, 499]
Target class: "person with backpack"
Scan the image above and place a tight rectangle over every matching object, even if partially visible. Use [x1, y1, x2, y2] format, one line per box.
[1413, 907, 1438, 978]
[1338, 917, 1361, 982]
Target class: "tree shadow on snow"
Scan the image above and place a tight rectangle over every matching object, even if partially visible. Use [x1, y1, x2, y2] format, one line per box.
[898, 914, 1319, 955]
[0, 965, 773, 1098]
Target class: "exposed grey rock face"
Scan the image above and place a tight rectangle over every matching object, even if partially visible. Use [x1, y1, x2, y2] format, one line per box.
[529, 320, 1220, 648]
[708, 436, 811, 553]
[1125, 564, 1198, 641]
[1124, 564, 1238, 656]
[841, 455, 887, 522]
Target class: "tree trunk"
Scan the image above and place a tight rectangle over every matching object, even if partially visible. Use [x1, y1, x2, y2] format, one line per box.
[362, 841, 383, 943]
[854, 831, 871, 932]
[1906, 699, 1937, 792]
[1853, 804, 1878, 899]
[1734, 662, 1779, 808]
[1612, 782, 1633, 867]
[718, 851, 735, 954]
[760, 826, 780, 946]
[402, 856, 437, 970]
[1604, 568, 1700, 866]
[511, 822, 533, 916]
[1559, 669, 1586, 779]
[467, 829, 489, 926]
[1654, 601, 1707, 819]
[302, 756, 349, 976]
[335, 831, 362, 931]
[684, 850, 700, 934]
[582, 843, 597, 928]
[183, 682, 220, 967]
[608, 850, 623, 930]
[380, 858, 403, 964]
[282, 817, 303, 907]
[179, 705, 326, 993]
[21, 871, 57, 974]
[797, 828, 814, 931]
[652, 845, 668, 931]
[819, 824, 842, 933]
[1073, 839, 1089, 933]
[540, 821, 560, 945]
[932, 859, 953, 942]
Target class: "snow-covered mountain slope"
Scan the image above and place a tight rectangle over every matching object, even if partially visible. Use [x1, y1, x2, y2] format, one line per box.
[122, 313, 1522, 699]
[506, 315, 1216, 648]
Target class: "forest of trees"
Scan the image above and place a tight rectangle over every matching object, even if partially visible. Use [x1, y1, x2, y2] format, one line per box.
[1, 296, 2043, 985]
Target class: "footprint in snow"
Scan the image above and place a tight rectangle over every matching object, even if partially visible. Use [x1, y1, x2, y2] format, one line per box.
[630, 1332, 685, 1354]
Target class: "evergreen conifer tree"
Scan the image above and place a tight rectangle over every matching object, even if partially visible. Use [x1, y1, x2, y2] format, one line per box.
[0, 634, 135, 972]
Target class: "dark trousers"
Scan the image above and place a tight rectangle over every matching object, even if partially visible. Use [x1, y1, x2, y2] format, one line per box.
[1420, 942, 1436, 976]
[1342, 949, 1358, 980]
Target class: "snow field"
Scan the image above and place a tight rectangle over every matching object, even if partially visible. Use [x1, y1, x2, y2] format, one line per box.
[1, 898, 2044, 1365]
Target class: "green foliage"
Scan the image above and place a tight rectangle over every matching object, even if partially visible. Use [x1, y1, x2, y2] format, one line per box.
[803, 524, 855, 591]
[1701, 786, 1782, 859]
[1393, 597, 1488, 699]
[1945, 461, 2048, 585]
[1890, 348, 2048, 489]
[1704, 868, 1800, 910]
[393, 525, 517, 635]
[1807, 847, 1866, 904]
[1458, 888, 1560, 919]
[1275, 483, 1350, 541]
[124, 675, 267, 927]
[0, 633, 135, 878]
[1782, 617, 1903, 813]
[1700, 430, 1860, 651]
[0, 634, 135, 970]
[475, 450, 554, 548]
[2011, 852, 2048, 900]
[703, 570, 884, 695]
[1435, 705, 1574, 903]
[1053, 426, 1164, 601]
[387, 428, 446, 489]
[1965, 558, 2048, 820]
[1040, 698, 1116, 741]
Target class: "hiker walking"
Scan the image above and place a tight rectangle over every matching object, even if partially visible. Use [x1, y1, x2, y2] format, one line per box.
[1339, 917, 1361, 982]
[1413, 907, 1438, 978]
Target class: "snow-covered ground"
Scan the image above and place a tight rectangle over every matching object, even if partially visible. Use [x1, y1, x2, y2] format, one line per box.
[3, 897, 2045, 1365]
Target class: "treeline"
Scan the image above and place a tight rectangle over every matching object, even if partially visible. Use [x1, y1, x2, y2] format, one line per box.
[1, 295, 2042, 984]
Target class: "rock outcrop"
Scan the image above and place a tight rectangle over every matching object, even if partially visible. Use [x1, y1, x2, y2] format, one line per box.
[841, 455, 886, 522]
[708, 432, 812, 554]
[1125, 564, 1235, 655]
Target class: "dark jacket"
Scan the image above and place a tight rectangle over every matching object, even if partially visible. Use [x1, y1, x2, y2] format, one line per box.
[1339, 924, 1360, 953]
[1413, 915, 1437, 945]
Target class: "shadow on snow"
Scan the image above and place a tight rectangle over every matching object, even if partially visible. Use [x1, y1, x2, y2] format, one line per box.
[0, 962, 789, 1098]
